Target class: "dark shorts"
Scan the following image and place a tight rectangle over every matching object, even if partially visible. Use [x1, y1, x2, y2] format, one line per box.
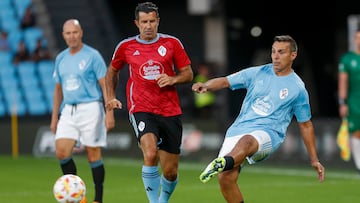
[129, 112, 183, 154]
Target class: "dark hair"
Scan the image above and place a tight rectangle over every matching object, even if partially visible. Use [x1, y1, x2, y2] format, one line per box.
[135, 2, 159, 20]
[274, 35, 298, 52]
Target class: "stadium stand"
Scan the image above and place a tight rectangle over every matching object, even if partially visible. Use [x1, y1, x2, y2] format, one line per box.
[37, 59, 54, 112]
[0, 0, 51, 117]
[0, 0, 118, 117]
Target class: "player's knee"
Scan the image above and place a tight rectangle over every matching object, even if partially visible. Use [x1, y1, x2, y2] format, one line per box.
[56, 150, 70, 160]
[218, 170, 238, 186]
[163, 171, 178, 181]
[143, 149, 158, 160]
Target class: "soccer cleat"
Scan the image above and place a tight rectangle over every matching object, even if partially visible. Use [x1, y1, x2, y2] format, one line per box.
[199, 157, 225, 183]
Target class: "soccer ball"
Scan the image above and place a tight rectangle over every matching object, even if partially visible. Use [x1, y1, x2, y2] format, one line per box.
[53, 174, 86, 203]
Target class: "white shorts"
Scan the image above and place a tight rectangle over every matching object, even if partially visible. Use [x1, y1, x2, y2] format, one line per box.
[218, 130, 273, 164]
[55, 101, 107, 147]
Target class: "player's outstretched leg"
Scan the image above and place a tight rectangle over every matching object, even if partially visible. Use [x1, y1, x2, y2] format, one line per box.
[199, 157, 225, 183]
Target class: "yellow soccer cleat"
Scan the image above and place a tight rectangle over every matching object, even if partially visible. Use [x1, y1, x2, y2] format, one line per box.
[199, 157, 225, 183]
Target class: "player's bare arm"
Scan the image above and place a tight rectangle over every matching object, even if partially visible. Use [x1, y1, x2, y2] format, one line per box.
[105, 64, 122, 111]
[298, 120, 325, 182]
[50, 84, 63, 134]
[99, 77, 115, 130]
[192, 77, 230, 93]
[338, 72, 348, 118]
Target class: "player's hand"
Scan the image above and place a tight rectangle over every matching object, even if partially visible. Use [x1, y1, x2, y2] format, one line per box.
[156, 74, 174, 87]
[192, 82, 207, 93]
[339, 104, 348, 118]
[311, 161, 325, 182]
[105, 98, 122, 112]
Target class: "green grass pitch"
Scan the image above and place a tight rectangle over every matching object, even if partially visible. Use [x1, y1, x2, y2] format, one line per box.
[0, 155, 359, 203]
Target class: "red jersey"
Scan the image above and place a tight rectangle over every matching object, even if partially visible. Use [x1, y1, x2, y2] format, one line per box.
[111, 33, 191, 116]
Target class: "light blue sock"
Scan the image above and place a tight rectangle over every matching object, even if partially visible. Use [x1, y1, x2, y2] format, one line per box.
[159, 175, 178, 203]
[142, 165, 160, 203]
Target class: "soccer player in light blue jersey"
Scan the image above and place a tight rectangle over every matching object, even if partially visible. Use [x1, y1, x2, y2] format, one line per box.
[192, 35, 325, 203]
[50, 19, 114, 203]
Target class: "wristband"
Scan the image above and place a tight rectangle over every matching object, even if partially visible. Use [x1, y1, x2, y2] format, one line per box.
[338, 98, 347, 105]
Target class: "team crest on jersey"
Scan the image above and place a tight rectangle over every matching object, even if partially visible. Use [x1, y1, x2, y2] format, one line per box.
[79, 59, 86, 70]
[140, 60, 164, 80]
[158, 45, 166, 56]
[279, 88, 288, 99]
[138, 121, 145, 132]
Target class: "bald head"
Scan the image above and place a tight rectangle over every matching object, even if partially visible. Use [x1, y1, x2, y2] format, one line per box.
[62, 19, 83, 53]
[63, 19, 82, 31]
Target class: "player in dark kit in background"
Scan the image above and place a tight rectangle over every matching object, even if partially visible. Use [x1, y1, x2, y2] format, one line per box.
[105, 2, 193, 203]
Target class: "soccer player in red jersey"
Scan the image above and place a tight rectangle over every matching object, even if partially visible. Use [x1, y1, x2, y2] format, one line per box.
[105, 2, 193, 203]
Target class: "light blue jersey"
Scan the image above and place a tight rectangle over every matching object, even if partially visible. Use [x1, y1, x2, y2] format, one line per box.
[225, 64, 311, 149]
[53, 44, 107, 104]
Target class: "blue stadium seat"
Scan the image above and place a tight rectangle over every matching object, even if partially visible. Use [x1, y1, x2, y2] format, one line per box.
[27, 99, 48, 115]
[34, 60, 55, 113]
[24, 88, 48, 115]
[37, 60, 54, 74]
[0, 64, 17, 89]
[0, 64, 27, 116]
[0, 5, 17, 20]
[37, 60, 54, 83]
[0, 0, 12, 7]
[23, 84, 42, 101]
[7, 29, 24, 52]
[3, 86, 27, 116]
[0, 89, 4, 117]
[0, 52, 13, 64]
[0, 14, 19, 33]
[16, 61, 36, 79]
[42, 78, 55, 112]
[20, 75, 39, 88]
[13, 0, 32, 18]
[23, 27, 43, 52]
[0, 99, 5, 117]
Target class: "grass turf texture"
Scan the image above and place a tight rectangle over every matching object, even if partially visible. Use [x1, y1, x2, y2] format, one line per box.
[0, 155, 359, 203]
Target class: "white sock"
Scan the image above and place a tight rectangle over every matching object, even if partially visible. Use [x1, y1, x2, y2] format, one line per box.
[351, 136, 360, 170]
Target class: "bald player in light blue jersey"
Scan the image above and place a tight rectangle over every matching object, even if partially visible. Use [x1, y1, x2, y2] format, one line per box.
[192, 35, 325, 203]
[50, 19, 114, 203]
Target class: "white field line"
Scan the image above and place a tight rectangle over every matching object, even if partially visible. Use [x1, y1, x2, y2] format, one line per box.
[106, 158, 359, 180]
